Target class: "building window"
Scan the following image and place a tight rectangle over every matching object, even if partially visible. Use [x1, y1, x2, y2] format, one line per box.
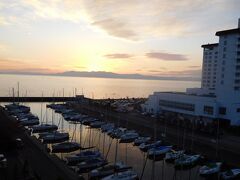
[159, 100, 195, 112]
[204, 106, 214, 115]
[221, 80, 224, 84]
[223, 47, 226, 52]
[223, 54, 226, 58]
[222, 61, 225, 65]
[224, 40, 227, 45]
[219, 107, 226, 115]
[237, 108, 240, 112]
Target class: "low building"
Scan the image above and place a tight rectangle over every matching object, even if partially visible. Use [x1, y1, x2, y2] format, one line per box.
[143, 19, 240, 125]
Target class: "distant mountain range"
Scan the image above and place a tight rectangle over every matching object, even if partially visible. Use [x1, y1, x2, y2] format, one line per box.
[0, 70, 200, 81]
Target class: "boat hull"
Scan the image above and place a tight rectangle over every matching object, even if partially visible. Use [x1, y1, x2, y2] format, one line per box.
[52, 143, 80, 153]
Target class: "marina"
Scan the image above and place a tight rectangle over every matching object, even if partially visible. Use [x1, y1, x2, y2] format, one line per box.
[1, 99, 240, 180]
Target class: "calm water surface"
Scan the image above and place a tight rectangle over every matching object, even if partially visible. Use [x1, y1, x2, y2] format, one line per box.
[0, 74, 200, 98]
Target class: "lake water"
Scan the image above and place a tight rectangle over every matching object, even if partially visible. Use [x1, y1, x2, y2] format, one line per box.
[0, 74, 200, 98]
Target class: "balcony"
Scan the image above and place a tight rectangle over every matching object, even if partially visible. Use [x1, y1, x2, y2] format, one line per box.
[236, 58, 240, 64]
[235, 79, 240, 84]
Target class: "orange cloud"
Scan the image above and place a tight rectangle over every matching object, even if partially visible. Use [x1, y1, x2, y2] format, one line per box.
[104, 53, 133, 59]
[146, 52, 188, 61]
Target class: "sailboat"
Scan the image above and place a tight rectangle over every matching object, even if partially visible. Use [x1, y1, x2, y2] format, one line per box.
[133, 136, 151, 146]
[19, 118, 40, 126]
[90, 121, 106, 128]
[101, 123, 115, 132]
[139, 140, 161, 152]
[40, 132, 69, 144]
[65, 150, 101, 166]
[101, 170, 138, 180]
[82, 117, 99, 125]
[31, 124, 58, 133]
[89, 162, 132, 179]
[221, 169, 240, 179]
[51, 142, 80, 153]
[119, 132, 139, 143]
[147, 145, 172, 160]
[77, 157, 108, 173]
[165, 150, 185, 163]
[199, 162, 222, 176]
[174, 154, 201, 169]
[51, 116, 80, 153]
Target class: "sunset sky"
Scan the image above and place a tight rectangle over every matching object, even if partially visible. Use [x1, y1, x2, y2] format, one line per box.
[0, 0, 239, 78]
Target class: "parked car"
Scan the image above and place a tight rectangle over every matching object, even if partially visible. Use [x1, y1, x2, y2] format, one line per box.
[15, 138, 24, 149]
[0, 154, 7, 169]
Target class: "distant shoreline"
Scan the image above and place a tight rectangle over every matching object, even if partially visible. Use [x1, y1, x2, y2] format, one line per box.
[0, 71, 201, 82]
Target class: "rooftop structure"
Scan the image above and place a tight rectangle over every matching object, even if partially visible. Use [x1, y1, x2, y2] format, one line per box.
[143, 19, 240, 125]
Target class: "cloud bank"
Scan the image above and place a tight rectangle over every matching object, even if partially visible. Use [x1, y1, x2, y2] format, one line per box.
[104, 53, 133, 59]
[146, 52, 188, 61]
[0, 0, 239, 40]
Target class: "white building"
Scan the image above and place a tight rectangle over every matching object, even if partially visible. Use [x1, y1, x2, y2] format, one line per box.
[143, 19, 240, 125]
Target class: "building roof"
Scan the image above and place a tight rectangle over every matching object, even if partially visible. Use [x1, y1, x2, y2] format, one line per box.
[215, 28, 240, 36]
[201, 43, 218, 48]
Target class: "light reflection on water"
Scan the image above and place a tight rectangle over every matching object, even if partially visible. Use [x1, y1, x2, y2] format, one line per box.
[16, 103, 204, 180]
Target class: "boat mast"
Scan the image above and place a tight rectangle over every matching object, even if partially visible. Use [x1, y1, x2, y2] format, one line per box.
[41, 92, 43, 124]
[12, 87, 15, 104]
[17, 82, 19, 104]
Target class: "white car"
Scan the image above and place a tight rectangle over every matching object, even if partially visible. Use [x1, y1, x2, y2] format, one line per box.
[0, 154, 7, 168]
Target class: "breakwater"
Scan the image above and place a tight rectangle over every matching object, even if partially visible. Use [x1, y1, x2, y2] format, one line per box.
[0, 96, 77, 102]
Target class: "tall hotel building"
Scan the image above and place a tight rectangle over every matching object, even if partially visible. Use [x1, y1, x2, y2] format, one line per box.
[143, 19, 240, 125]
